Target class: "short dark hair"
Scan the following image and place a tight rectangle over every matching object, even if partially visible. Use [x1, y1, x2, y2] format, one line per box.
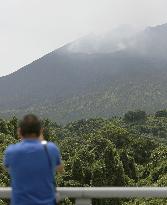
[19, 114, 42, 138]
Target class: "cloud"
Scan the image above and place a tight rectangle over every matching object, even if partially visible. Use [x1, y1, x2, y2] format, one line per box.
[0, 0, 167, 76]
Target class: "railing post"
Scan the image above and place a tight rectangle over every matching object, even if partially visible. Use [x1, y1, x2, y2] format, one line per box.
[75, 198, 92, 205]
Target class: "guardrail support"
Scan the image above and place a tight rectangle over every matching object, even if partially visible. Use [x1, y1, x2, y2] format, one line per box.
[75, 198, 92, 205]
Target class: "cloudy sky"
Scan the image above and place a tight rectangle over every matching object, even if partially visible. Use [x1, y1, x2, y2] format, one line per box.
[0, 0, 167, 77]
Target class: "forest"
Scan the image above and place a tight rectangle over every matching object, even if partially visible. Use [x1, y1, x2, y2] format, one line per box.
[0, 110, 166, 205]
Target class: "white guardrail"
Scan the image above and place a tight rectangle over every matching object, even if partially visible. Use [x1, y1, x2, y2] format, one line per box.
[0, 187, 166, 205]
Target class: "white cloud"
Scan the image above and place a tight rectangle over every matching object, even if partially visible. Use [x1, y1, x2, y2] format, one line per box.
[0, 0, 167, 76]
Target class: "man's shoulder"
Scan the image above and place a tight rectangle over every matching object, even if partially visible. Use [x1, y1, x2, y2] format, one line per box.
[47, 142, 60, 154]
[5, 142, 22, 154]
[47, 142, 59, 149]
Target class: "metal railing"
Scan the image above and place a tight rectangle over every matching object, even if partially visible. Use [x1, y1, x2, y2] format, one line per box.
[0, 187, 166, 205]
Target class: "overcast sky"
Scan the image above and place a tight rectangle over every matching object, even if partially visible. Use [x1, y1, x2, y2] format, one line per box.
[0, 0, 167, 77]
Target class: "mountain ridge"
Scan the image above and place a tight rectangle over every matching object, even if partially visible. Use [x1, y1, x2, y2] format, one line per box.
[1, 24, 167, 123]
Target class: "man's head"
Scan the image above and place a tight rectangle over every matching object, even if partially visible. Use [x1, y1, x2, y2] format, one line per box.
[19, 114, 42, 139]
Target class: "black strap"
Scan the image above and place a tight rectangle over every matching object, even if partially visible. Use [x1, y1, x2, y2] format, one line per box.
[43, 144, 52, 169]
[43, 143, 56, 188]
[43, 143, 57, 205]
[43, 143, 56, 187]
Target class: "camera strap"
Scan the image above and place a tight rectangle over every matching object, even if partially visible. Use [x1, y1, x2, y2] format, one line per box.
[42, 141, 57, 204]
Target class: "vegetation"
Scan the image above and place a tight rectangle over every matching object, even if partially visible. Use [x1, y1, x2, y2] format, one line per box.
[2, 23, 167, 125]
[0, 111, 166, 204]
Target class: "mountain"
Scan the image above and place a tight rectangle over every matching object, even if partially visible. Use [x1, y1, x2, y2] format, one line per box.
[1, 24, 167, 123]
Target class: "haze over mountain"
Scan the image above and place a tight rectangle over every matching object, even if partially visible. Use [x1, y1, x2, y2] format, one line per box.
[1, 23, 167, 123]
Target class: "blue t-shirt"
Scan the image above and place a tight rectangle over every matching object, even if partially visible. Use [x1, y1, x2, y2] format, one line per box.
[4, 139, 61, 205]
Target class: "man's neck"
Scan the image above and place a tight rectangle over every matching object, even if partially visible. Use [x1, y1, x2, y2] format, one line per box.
[22, 135, 39, 140]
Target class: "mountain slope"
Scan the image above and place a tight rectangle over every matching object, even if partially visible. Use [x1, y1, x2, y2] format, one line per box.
[1, 24, 167, 123]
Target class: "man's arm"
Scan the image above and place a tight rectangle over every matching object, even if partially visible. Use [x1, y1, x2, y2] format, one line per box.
[55, 150, 64, 174]
[49, 142, 64, 174]
[56, 163, 64, 174]
[3, 146, 11, 171]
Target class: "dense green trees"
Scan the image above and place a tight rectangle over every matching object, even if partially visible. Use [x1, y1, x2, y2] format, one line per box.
[0, 112, 166, 205]
[155, 110, 167, 118]
[124, 111, 147, 123]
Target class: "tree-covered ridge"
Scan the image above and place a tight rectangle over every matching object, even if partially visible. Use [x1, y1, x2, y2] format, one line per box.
[0, 111, 166, 205]
[3, 24, 167, 124]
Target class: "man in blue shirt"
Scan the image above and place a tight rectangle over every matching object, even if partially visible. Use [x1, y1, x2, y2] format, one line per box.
[4, 114, 64, 205]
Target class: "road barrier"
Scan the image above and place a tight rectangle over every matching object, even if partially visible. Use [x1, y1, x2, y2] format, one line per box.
[0, 187, 166, 205]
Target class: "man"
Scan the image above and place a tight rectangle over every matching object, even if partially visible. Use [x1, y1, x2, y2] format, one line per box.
[4, 114, 64, 205]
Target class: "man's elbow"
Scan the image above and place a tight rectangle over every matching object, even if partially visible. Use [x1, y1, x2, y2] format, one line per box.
[56, 164, 64, 174]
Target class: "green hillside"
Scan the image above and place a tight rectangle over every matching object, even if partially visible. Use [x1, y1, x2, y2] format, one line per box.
[1, 24, 167, 123]
[0, 111, 166, 204]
